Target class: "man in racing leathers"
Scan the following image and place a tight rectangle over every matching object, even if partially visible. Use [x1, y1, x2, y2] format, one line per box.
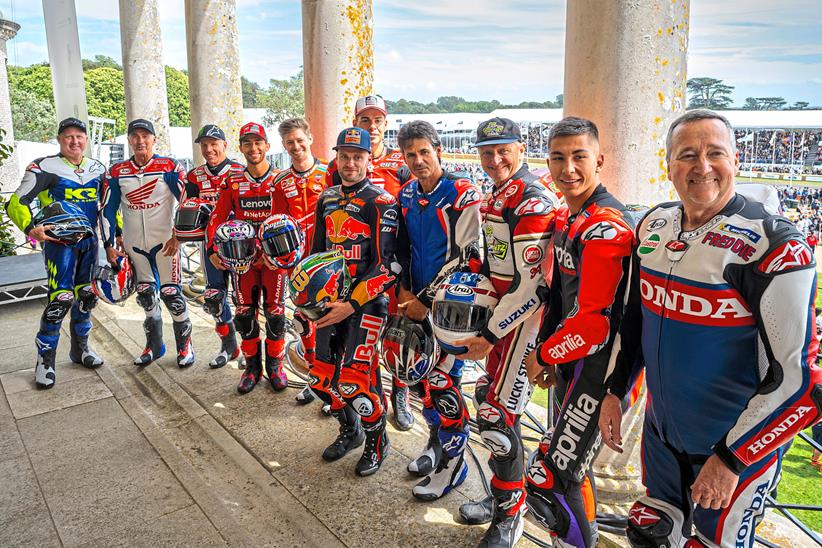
[325, 95, 415, 430]
[269, 118, 327, 401]
[524, 117, 635, 548]
[308, 127, 400, 476]
[101, 119, 195, 368]
[182, 124, 245, 369]
[598, 110, 822, 547]
[455, 117, 558, 548]
[395, 120, 483, 500]
[206, 122, 287, 395]
[6, 118, 107, 388]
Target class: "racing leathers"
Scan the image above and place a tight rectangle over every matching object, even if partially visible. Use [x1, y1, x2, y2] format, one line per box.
[270, 159, 328, 370]
[472, 164, 558, 529]
[6, 154, 107, 386]
[607, 193, 822, 547]
[206, 164, 288, 393]
[309, 178, 400, 475]
[396, 172, 483, 498]
[101, 155, 194, 367]
[526, 184, 635, 548]
[183, 158, 245, 368]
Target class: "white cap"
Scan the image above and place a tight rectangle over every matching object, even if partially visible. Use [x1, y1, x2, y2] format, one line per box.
[355, 95, 387, 116]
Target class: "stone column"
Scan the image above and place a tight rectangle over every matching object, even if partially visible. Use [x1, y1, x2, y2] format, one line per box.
[563, 0, 690, 206]
[119, 0, 171, 155]
[0, 15, 20, 196]
[301, 0, 373, 159]
[184, 0, 243, 164]
[42, 0, 89, 129]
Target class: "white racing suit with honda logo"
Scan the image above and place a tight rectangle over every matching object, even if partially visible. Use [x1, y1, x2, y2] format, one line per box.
[474, 164, 559, 520]
[608, 193, 822, 547]
[101, 155, 192, 363]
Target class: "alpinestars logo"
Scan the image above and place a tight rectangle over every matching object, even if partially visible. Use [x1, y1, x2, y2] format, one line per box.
[628, 504, 661, 526]
[759, 240, 813, 274]
[547, 333, 585, 361]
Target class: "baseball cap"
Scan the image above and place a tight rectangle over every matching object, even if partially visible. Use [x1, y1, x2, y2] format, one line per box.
[333, 127, 371, 152]
[194, 124, 226, 143]
[127, 119, 156, 136]
[58, 117, 87, 135]
[354, 95, 387, 117]
[475, 117, 522, 147]
[239, 122, 267, 142]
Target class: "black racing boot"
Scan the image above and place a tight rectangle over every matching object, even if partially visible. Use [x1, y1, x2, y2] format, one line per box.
[295, 385, 316, 405]
[408, 421, 443, 477]
[477, 491, 526, 548]
[209, 322, 241, 369]
[355, 415, 390, 476]
[35, 348, 57, 389]
[460, 496, 495, 525]
[390, 381, 414, 431]
[134, 317, 165, 366]
[265, 353, 289, 391]
[173, 319, 195, 368]
[237, 352, 262, 395]
[322, 407, 365, 461]
[69, 320, 103, 369]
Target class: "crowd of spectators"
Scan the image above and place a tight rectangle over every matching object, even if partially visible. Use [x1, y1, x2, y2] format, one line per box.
[736, 129, 822, 170]
[777, 186, 822, 246]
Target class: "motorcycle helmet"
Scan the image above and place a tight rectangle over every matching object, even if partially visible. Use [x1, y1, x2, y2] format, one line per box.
[259, 214, 305, 269]
[380, 314, 440, 386]
[91, 255, 136, 305]
[213, 219, 257, 274]
[432, 272, 499, 354]
[173, 198, 214, 242]
[288, 250, 351, 321]
[31, 200, 93, 245]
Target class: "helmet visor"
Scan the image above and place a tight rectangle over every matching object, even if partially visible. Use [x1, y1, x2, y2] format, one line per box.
[216, 237, 257, 261]
[297, 301, 328, 321]
[432, 301, 492, 333]
[260, 230, 301, 259]
[175, 208, 209, 230]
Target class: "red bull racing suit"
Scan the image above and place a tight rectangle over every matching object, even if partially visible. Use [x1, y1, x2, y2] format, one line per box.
[526, 184, 635, 548]
[607, 193, 822, 547]
[475, 164, 559, 519]
[308, 178, 400, 451]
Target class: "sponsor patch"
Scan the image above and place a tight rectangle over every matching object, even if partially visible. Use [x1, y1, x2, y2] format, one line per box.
[718, 223, 761, 243]
[638, 233, 660, 255]
[523, 245, 543, 264]
[646, 218, 667, 231]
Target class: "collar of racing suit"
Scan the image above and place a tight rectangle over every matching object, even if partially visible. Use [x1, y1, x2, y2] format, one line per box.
[206, 158, 231, 176]
[567, 183, 609, 220]
[340, 177, 369, 194]
[493, 163, 531, 195]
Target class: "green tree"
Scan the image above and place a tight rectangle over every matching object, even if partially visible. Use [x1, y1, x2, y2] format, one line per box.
[82, 55, 121, 71]
[8, 64, 54, 105]
[744, 96, 787, 110]
[165, 66, 190, 127]
[686, 77, 734, 109]
[84, 67, 125, 136]
[10, 86, 56, 141]
[0, 128, 17, 256]
[242, 76, 262, 108]
[791, 101, 810, 110]
[261, 69, 304, 125]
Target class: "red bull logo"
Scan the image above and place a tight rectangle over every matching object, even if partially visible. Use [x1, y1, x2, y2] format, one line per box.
[364, 265, 394, 298]
[318, 268, 342, 302]
[326, 210, 370, 244]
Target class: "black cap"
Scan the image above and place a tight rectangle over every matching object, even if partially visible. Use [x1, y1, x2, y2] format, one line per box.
[127, 119, 156, 136]
[58, 117, 87, 135]
[475, 117, 522, 147]
[194, 124, 226, 143]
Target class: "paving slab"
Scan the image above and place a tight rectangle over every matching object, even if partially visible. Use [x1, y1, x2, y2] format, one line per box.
[0, 387, 25, 464]
[0, 455, 61, 548]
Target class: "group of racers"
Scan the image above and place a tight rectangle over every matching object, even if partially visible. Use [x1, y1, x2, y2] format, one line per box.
[6, 95, 821, 548]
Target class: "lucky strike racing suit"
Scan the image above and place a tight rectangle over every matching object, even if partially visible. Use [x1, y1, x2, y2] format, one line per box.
[607, 193, 822, 547]
[184, 159, 245, 364]
[6, 154, 107, 382]
[270, 159, 328, 368]
[396, 172, 483, 491]
[475, 164, 559, 520]
[309, 178, 400, 466]
[206, 164, 288, 390]
[101, 155, 193, 364]
[526, 184, 635, 548]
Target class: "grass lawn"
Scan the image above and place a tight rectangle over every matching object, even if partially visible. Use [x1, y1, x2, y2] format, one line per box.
[777, 430, 822, 532]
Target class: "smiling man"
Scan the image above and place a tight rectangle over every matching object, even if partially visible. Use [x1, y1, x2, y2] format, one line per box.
[600, 109, 822, 546]
[523, 117, 635, 548]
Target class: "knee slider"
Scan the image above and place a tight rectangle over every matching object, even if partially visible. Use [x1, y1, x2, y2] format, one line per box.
[136, 283, 158, 312]
[43, 292, 74, 324]
[263, 311, 286, 340]
[202, 288, 225, 317]
[626, 501, 678, 548]
[160, 285, 187, 317]
[477, 401, 515, 459]
[339, 369, 377, 419]
[233, 309, 259, 340]
[432, 389, 464, 421]
[76, 284, 97, 313]
[474, 374, 491, 409]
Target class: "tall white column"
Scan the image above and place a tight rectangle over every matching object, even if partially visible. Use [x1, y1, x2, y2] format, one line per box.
[0, 15, 20, 196]
[301, 0, 373, 159]
[184, 0, 243, 164]
[42, 0, 88, 127]
[564, 0, 690, 206]
[119, 0, 171, 155]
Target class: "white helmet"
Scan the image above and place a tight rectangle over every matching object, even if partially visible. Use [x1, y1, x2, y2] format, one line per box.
[432, 272, 499, 355]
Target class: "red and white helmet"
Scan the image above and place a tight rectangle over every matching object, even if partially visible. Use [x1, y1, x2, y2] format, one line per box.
[432, 272, 499, 355]
[92, 255, 136, 305]
[380, 314, 440, 386]
[174, 198, 214, 242]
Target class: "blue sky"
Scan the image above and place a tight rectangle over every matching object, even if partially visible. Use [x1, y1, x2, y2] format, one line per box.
[2, 0, 821, 107]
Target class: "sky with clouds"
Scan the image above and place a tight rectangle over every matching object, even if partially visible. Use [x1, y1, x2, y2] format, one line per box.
[2, 0, 820, 107]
